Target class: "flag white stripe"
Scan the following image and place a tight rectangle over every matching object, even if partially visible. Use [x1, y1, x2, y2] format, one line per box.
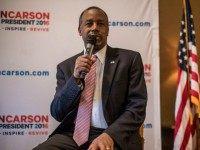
[174, 100, 191, 150]
[190, 80, 199, 92]
[175, 71, 187, 117]
[189, 63, 198, 72]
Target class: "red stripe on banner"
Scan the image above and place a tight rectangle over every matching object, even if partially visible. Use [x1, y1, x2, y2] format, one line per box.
[189, 51, 198, 62]
[190, 89, 199, 98]
[174, 81, 189, 137]
[190, 71, 198, 81]
[180, 119, 191, 150]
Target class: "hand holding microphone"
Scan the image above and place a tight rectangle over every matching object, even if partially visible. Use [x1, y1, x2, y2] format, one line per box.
[73, 31, 97, 79]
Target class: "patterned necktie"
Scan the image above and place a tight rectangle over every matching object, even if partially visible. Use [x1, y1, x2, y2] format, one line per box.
[73, 61, 96, 146]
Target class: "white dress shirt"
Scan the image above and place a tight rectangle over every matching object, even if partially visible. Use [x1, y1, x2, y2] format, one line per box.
[89, 45, 108, 129]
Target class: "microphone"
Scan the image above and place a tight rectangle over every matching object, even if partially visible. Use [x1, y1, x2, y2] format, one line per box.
[80, 31, 97, 78]
[85, 43, 94, 56]
[84, 31, 97, 56]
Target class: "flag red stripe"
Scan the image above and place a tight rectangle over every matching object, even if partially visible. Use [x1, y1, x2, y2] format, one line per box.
[190, 89, 199, 98]
[189, 51, 198, 62]
[180, 119, 191, 150]
[174, 78, 189, 137]
[190, 71, 198, 81]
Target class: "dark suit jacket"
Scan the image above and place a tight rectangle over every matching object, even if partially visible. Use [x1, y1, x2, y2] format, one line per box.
[50, 46, 147, 150]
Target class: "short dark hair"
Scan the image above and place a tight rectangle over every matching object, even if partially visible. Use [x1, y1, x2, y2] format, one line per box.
[78, 6, 108, 28]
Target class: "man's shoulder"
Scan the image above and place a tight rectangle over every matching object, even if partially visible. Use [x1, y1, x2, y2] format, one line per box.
[109, 46, 140, 57]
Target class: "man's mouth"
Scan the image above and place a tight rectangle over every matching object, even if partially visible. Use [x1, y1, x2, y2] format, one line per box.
[95, 36, 102, 44]
[87, 33, 101, 45]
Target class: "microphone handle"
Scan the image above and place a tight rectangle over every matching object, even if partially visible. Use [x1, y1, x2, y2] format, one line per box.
[80, 43, 94, 78]
[85, 43, 94, 57]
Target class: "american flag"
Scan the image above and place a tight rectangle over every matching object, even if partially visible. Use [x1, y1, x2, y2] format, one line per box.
[174, 0, 200, 149]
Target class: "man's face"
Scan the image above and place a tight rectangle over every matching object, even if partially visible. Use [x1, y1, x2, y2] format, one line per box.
[78, 9, 109, 51]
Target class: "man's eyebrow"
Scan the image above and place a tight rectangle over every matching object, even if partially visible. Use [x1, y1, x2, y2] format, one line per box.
[98, 19, 106, 22]
[85, 19, 93, 22]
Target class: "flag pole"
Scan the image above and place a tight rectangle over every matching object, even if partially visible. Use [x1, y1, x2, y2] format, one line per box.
[182, 0, 188, 48]
[182, 0, 191, 119]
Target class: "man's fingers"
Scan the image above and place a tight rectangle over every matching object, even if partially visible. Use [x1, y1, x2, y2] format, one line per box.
[88, 133, 114, 150]
[73, 55, 94, 78]
[76, 67, 90, 73]
[73, 66, 90, 78]
[88, 142, 98, 150]
[76, 54, 92, 63]
[98, 142, 107, 150]
[91, 55, 97, 62]
[76, 61, 91, 70]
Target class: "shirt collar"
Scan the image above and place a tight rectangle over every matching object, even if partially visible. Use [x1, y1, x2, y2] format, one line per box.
[95, 45, 107, 64]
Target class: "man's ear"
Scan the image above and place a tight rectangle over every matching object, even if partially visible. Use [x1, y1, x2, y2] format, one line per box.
[106, 27, 109, 36]
[78, 27, 82, 36]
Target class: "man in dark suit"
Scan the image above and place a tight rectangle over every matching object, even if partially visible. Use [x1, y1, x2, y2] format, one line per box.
[33, 6, 147, 150]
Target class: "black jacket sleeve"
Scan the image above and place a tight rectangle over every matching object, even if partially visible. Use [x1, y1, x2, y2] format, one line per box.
[50, 64, 81, 122]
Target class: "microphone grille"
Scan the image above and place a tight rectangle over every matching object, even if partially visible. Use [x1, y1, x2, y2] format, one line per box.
[87, 32, 97, 44]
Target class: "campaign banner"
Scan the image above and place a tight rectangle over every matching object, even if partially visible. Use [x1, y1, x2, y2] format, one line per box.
[0, 0, 160, 149]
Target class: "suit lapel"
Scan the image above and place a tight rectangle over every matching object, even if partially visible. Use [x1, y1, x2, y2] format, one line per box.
[102, 46, 119, 107]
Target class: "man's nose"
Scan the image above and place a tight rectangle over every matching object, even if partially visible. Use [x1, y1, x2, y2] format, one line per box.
[91, 22, 98, 30]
